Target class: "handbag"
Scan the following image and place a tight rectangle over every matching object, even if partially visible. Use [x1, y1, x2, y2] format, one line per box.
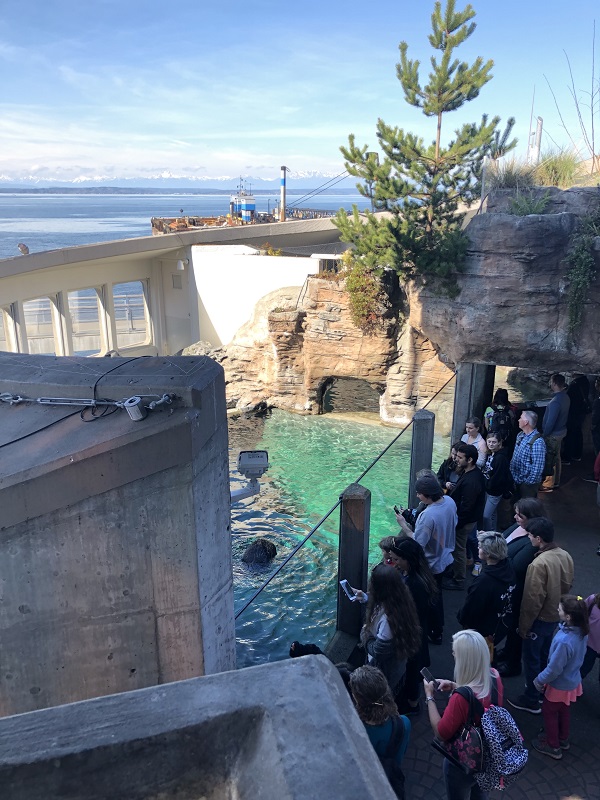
[431, 687, 484, 775]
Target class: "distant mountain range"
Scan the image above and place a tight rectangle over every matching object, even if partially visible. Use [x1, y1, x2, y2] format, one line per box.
[0, 171, 359, 193]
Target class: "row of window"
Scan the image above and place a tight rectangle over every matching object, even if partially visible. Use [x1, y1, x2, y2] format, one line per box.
[0, 281, 150, 356]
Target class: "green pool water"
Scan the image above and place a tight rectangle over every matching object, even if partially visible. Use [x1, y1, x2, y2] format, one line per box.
[230, 409, 450, 668]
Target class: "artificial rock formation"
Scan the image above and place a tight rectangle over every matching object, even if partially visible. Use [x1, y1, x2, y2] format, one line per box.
[209, 278, 454, 431]
[408, 189, 600, 372]
[186, 187, 599, 427]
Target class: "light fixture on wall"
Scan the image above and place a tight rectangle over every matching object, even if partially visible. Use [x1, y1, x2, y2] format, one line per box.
[176, 258, 189, 271]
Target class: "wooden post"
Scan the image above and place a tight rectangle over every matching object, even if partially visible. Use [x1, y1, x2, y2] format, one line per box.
[337, 483, 371, 637]
[408, 409, 435, 508]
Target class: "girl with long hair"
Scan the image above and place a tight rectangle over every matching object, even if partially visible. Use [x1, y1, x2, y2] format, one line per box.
[532, 595, 589, 759]
[360, 563, 421, 694]
[350, 665, 409, 798]
[385, 537, 438, 712]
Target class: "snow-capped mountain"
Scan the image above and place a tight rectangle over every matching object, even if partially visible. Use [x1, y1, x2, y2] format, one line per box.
[0, 170, 353, 192]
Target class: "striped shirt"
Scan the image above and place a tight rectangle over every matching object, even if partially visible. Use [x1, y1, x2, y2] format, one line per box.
[510, 430, 546, 485]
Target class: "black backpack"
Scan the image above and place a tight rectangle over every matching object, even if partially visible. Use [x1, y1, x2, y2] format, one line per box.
[490, 406, 513, 443]
[379, 715, 406, 799]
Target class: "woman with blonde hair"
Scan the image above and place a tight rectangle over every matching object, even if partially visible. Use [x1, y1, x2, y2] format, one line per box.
[423, 630, 504, 800]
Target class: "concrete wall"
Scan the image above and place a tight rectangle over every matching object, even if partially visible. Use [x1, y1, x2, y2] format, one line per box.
[0, 656, 396, 800]
[190, 245, 319, 346]
[0, 353, 234, 717]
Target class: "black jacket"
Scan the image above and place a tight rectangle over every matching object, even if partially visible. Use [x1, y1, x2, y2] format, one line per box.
[457, 558, 516, 640]
[405, 572, 431, 669]
[450, 467, 486, 528]
[503, 527, 536, 613]
[482, 449, 513, 497]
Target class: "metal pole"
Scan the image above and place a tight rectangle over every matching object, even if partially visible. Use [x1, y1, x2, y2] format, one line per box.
[408, 410, 435, 508]
[279, 165, 287, 222]
[337, 483, 371, 636]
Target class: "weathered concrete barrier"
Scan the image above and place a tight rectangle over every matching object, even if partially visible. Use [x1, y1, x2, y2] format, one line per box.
[0, 353, 234, 717]
[0, 656, 395, 800]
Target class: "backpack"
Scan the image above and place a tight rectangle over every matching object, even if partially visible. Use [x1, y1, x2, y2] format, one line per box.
[490, 406, 513, 443]
[473, 679, 528, 791]
[379, 715, 406, 800]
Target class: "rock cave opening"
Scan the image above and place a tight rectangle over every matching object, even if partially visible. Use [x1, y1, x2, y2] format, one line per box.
[319, 378, 381, 415]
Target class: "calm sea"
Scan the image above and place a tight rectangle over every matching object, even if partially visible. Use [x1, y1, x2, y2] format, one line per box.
[0, 192, 368, 260]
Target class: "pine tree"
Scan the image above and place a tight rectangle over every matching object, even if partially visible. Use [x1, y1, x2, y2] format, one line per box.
[334, 0, 516, 289]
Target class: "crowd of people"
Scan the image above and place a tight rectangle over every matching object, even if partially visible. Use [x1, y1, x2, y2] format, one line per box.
[291, 375, 600, 799]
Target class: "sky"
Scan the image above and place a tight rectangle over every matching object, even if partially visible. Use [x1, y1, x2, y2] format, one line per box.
[0, 0, 598, 184]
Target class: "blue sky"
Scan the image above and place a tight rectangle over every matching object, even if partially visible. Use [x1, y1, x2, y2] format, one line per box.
[0, 0, 598, 183]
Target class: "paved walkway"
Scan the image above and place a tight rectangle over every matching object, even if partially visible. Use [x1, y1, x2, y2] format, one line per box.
[402, 457, 600, 800]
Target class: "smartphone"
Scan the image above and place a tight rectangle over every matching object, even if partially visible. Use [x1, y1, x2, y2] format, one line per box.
[393, 504, 402, 514]
[420, 667, 439, 687]
[339, 579, 356, 601]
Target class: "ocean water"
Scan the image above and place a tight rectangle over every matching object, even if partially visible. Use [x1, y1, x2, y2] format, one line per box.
[0, 192, 368, 259]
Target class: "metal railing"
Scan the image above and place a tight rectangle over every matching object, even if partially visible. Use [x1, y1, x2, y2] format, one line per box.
[234, 371, 456, 620]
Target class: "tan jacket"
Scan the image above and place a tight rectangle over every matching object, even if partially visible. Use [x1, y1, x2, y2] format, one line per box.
[519, 545, 574, 635]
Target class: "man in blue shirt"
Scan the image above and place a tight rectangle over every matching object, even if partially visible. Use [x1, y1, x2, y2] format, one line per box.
[510, 410, 546, 498]
[541, 373, 570, 492]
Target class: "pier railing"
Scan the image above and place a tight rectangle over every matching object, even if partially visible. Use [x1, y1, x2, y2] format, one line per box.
[233, 372, 456, 624]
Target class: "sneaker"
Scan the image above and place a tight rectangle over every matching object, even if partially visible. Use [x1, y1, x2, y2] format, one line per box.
[507, 695, 542, 714]
[561, 461, 571, 466]
[472, 563, 482, 577]
[532, 737, 562, 759]
[539, 486, 554, 493]
[537, 728, 571, 750]
[442, 577, 465, 591]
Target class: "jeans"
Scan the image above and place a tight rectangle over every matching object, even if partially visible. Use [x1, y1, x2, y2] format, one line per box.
[466, 524, 479, 563]
[516, 482, 540, 499]
[453, 523, 476, 581]
[483, 494, 502, 531]
[542, 697, 571, 748]
[580, 645, 599, 681]
[523, 618, 557, 701]
[443, 758, 489, 800]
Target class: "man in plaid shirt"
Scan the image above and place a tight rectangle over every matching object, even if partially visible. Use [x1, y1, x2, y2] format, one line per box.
[510, 410, 546, 498]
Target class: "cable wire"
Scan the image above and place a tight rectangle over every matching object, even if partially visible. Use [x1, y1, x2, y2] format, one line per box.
[286, 171, 350, 208]
[0, 355, 149, 446]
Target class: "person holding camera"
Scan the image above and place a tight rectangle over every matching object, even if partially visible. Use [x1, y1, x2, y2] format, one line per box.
[396, 475, 457, 645]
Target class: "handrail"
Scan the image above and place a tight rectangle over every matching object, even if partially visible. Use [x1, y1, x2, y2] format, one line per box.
[234, 371, 456, 619]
